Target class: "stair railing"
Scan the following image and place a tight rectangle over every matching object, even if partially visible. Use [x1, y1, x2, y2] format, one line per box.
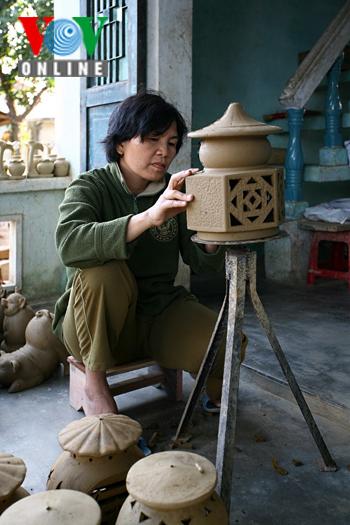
[279, 0, 350, 208]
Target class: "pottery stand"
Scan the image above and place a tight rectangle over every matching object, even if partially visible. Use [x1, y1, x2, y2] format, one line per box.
[173, 103, 337, 514]
[47, 413, 144, 524]
[117, 451, 228, 524]
[0, 489, 102, 525]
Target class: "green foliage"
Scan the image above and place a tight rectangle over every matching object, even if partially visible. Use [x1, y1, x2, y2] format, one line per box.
[0, 0, 54, 130]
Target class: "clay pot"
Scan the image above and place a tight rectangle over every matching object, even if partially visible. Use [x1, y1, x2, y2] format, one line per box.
[7, 158, 25, 179]
[47, 413, 144, 524]
[186, 102, 284, 241]
[0, 452, 29, 515]
[117, 451, 229, 524]
[0, 489, 101, 524]
[36, 158, 54, 177]
[54, 157, 70, 177]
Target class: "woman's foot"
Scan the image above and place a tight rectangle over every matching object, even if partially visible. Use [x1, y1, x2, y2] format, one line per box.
[202, 393, 221, 414]
[83, 369, 118, 416]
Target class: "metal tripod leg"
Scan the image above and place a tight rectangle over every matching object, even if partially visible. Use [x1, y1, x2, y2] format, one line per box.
[172, 278, 229, 444]
[216, 251, 247, 508]
[246, 251, 337, 471]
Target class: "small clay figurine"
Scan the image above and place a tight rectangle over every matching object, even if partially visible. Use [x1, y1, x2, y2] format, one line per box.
[1, 291, 35, 352]
[0, 310, 66, 393]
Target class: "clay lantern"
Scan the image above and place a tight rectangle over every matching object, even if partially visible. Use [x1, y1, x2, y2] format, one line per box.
[46, 413, 143, 524]
[0, 452, 29, 515]
[117, 450, 228, 524]
[186, 102, 284, 241]
[0, 489, 101, 524]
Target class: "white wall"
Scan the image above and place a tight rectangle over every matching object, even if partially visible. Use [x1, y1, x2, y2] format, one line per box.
[54, 0, 81, 178]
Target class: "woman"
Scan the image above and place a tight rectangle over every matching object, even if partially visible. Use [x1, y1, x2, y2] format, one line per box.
[53, 92, 231, 416]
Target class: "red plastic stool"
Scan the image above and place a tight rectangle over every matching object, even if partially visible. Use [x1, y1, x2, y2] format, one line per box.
[307, 230, 350, 288]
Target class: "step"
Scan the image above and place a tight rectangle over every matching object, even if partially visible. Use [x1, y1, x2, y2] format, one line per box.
[304, 163, 350, 182]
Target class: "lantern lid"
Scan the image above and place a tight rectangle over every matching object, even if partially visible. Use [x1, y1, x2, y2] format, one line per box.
[188, 102, 281, 138]
[0, 489, 101, 525]
[58, 414, 142, 457]
[0, 453, 26, 501]
[126, 451, 217, 510]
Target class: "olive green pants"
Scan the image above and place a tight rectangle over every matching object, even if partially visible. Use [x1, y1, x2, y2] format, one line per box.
[62, 260, 242, 399]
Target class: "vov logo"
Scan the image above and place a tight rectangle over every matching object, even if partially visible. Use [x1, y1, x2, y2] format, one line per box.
[18, 16, 108, 77]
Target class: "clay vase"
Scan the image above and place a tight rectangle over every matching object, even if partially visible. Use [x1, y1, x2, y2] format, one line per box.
[0, 489, 102, 524]
[0, 452, 29, 515]
[53, 157, 70, 177]
[7, 157, 25, 179]
[186, 102, 284, 241]
[36, 158, 54, 177]
[47, 413, 144, 524]
[117, 450, 229, 524]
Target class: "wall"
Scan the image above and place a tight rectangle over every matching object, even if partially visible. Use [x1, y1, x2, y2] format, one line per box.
[193, 0, 345, 133]
[0, 179, 69, 300]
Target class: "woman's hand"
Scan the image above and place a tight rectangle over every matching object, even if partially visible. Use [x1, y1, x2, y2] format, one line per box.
[146, 169, 198, 227]
[126, 169, 198, 243]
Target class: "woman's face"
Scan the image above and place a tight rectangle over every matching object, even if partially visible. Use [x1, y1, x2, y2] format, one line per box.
[118, 121, 179, 191]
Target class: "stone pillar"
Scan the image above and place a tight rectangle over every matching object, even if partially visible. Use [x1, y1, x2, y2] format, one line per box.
[147, 0, 193, 288]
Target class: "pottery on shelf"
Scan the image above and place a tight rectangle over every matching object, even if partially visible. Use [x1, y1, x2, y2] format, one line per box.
[0, 489, 102, 525]
[26, 141, 44, 177]
[0, 141, 13, 180]
[47, 413, 144, 523]
[7, 157, 25, 179]
[36, 158, 54, 177]
[0, 452, 29, 515]
[186, 102, 284, 241]
[117, 450, 229, 524]
[54, 157, 70, 177]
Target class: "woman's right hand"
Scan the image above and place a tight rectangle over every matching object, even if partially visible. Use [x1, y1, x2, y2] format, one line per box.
[146, 168, 198, 227]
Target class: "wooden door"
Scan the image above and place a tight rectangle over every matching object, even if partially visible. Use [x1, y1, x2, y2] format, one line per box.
[80, 0, 146, 171]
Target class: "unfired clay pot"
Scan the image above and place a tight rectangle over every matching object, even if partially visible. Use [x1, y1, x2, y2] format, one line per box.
[0, 489, 102, 524]
[0, 452, 29, 515]
[47, 413, 144, 524]
[117, 451, 228, 524]
[54, 157, 70, 177]
[7, 157, 25, 179]
[0, 309, 67, 393]
[0, 292, 35, 352]
[36, 158, 54, 177]
[186, 102, 284, 241]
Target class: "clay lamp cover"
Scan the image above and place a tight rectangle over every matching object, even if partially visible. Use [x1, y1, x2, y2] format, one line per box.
[0, 452, 26, 503]
[126, 451, 217, 510]
[0, 489, 102, 525]
[188, 102, 282, 169]
[189, 102, 281, 138]
[58, 413, 142, 456]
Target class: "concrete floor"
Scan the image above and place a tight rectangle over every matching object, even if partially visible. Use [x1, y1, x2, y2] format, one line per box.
[1, 276, 350, 524]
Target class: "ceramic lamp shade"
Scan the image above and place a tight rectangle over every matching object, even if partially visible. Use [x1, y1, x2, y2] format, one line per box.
[0, 489, 101, 525]
[47, 414, 143, 524]
[117, 451, 229, 524]
[186, 103, 284, 241]
[0, 453, 29, 515]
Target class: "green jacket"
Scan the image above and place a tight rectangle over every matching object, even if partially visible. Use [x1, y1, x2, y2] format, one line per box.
[53, 162, 224, 339]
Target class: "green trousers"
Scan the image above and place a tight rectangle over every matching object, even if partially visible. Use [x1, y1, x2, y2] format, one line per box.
[62, 260, 239, 399]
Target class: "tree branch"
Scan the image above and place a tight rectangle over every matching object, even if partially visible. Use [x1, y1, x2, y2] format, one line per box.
[18, 86, 49, 121]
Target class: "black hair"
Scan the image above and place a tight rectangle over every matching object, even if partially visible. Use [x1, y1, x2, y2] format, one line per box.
[102, 91, 187, 162]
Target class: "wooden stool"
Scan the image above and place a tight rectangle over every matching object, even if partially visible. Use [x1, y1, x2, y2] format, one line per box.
[68, 356, 183, 411]
[300, 219, 350, 288]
